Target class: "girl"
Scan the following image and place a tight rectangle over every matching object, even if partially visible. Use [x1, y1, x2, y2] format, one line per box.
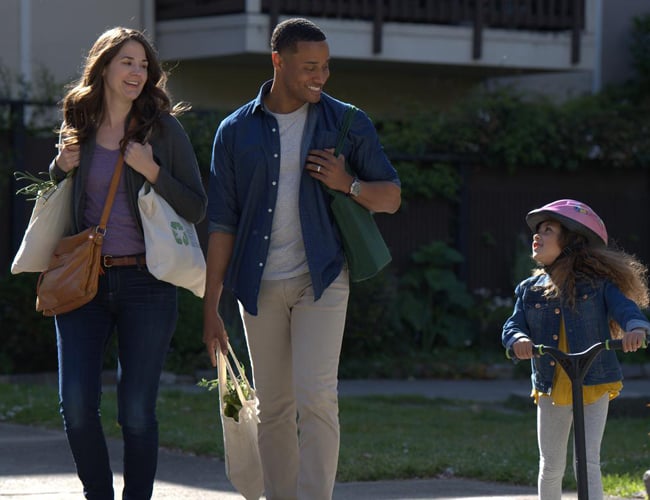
[51, 27, 207, 499]
[502, 199, 649, 500]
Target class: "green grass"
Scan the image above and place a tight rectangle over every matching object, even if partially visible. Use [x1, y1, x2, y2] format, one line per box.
[0, 383, 647, 497]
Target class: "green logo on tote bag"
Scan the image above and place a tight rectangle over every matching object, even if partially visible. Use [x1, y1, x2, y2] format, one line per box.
[170, 221, 190, 246]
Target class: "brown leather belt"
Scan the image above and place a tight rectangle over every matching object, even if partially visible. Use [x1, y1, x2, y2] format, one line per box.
[102, 254, 146, 268]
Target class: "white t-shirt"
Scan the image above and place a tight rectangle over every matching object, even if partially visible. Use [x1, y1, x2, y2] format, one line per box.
[262, 103, 310, 280]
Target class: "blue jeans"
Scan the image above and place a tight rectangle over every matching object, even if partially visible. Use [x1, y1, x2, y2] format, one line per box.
[55, 266, 177, 500]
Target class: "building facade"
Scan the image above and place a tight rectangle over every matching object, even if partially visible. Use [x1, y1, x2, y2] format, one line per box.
[2, 0, 646, 118]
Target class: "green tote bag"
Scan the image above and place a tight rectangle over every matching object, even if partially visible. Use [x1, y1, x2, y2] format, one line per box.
[322, 105, 392, 282]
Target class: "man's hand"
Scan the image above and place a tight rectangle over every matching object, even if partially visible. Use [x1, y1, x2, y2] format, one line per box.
[202, 231, 235, 367]
[203, 306, 229, 367]
[305, 148, 352, 193]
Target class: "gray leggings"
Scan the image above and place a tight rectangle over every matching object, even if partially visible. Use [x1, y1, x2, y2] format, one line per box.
[537, 393, 609, 500]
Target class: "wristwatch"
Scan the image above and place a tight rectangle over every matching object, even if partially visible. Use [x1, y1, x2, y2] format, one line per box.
[349, 177, 361, 197]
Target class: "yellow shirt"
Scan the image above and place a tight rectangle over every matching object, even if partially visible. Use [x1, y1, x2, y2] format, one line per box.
[533, 318, 621, 405]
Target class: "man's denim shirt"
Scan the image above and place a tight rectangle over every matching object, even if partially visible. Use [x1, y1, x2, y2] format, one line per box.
[502, 273, 650, 394]
[208, 80, 400, 315]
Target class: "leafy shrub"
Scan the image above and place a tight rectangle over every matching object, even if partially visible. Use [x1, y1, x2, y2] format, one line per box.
[178, 109, 229, 177]
[0, 272, 56, 374]
[630, 13, 650, 83]
[392, 241, 475, 350]
[340, 268, 402, 374]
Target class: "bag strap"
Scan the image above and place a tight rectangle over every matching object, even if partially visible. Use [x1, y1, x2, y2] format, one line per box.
[97, 154, 124, 232]
[217, 343, 254, 405]
[334, 105, 358, 158]
[97, 118, 135, 233]
[227, 343, 251, 386]
[321, 105, 358, 198]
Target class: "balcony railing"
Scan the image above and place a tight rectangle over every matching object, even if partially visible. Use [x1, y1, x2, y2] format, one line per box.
[156, 0, 245, 20]
[156, 0, 585, 63]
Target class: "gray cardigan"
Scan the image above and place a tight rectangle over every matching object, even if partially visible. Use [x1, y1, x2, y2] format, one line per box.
[50, 113, 207, 235]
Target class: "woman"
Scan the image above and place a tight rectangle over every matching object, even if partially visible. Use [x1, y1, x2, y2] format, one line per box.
[51, 27, 206, 499]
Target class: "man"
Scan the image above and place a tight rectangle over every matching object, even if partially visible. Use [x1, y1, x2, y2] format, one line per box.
[203, 17, 400, 500]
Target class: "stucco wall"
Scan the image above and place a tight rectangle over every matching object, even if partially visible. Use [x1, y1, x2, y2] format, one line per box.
[165, 57, 482, 119]
[600, 0, 650, 87]
[0, 0, 148, 93]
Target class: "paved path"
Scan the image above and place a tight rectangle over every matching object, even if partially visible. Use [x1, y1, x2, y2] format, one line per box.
[2, 377, 647, 499]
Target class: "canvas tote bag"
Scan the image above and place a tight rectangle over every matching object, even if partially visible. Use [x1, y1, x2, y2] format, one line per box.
[217, 344, 264, 500]
[11, 174, 74, 274]
[137, 182, 206, 297]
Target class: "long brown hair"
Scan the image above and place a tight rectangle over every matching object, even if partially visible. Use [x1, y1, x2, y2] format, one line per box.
[58, 27, 185, 152]
[535, 224, 649, 338]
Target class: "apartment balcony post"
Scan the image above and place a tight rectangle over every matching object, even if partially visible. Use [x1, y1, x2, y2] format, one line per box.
[269, 0, 279, 37]
[245, 0, 261, 13]
[373, 0, 384, 54]
[571, 0, 583, 64]
[473, 0, 484, 60]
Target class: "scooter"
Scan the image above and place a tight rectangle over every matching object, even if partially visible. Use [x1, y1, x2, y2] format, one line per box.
[508, 336, 648, 500]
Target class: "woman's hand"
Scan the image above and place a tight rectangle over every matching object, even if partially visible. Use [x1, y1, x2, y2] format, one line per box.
[55, 143, 80, 173]
[125, 141, 160, 184]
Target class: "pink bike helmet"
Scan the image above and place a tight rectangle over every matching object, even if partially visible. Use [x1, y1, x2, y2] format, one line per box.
[526, 199, 608, 247]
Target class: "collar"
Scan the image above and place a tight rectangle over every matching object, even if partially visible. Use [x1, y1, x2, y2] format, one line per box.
[252, 80, 274, 114]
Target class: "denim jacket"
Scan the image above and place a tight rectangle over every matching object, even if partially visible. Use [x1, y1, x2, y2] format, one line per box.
[208, 80, 400, 315]
[502, 273, 650, 394]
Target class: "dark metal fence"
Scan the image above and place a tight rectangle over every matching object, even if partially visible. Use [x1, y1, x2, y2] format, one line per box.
[376, 167, 650, 295]
[156, 0, 585, 62]
[156, 0, 245, 19]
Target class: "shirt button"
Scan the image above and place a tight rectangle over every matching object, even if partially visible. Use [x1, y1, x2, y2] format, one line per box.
[535, 303, 541, 309]
[272, 181, 277, 186]
[552, 334, 558, 340]
[264, 235, 269, 240]
[258, 262, 263, 267]
[272, 128, 276, 132]
[550, 361, 555, 366]
[554, 308, 560, 314]
[583, 294, 588, 300]
[268, 208, 273, 213]
[273, 153, 278, 158]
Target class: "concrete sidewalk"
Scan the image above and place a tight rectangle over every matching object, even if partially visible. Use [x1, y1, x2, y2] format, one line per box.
[0, 420, 543, 499]
[2, 378, 647, 499]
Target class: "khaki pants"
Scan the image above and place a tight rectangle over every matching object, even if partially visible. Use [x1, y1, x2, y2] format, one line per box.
[240, 270, 349, 500]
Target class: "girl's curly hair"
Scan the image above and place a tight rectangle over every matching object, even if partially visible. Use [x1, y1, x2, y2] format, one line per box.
[535, 226, 649, 338]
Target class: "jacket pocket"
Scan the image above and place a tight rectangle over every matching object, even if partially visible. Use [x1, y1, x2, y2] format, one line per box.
[312, 130, 353, 161]
[523, 296, 556, 330]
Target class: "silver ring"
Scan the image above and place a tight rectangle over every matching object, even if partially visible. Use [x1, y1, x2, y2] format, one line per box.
[317, 165, 321, 173]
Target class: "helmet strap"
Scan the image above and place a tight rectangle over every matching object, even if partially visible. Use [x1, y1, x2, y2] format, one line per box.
[543, 242, 584, 273]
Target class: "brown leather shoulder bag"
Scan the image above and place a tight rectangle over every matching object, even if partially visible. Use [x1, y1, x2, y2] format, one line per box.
[36, 153, 124, 316]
